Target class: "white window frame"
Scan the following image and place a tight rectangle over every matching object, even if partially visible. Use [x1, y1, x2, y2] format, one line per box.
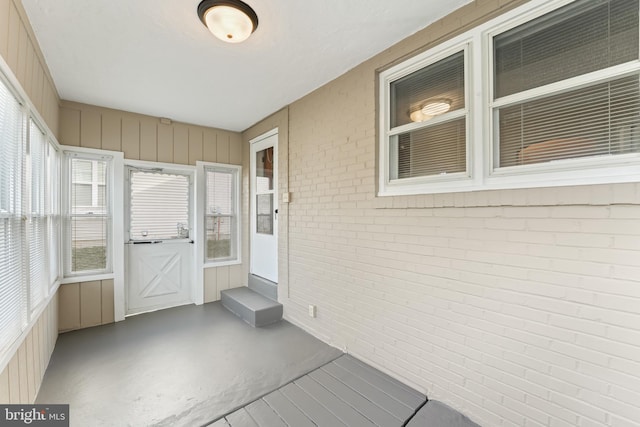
[485, 0, 640, 189]
[63, 151, 113, 278]
[378, 0, 640, 196]
[197, 161, 242, 268]
[0, 55, 62, 373]
[60, 145, 125, 290]
[379, 39, 474, 196]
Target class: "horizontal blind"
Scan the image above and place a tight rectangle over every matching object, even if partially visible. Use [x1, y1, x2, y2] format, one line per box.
[47, 143, 59, 287]
[393, 118, 466, 179]
[206, 169, 233, 215]
[494, 0, 640, 168]
[499, 77, 640, 167]
[204, 167, 236, 261]
[66, 156, 110, 275]
[129, 171, 189, 240]
[494, 0, 638, 98]
[28, 120, 47, 311]
[0, 77, 26, 358]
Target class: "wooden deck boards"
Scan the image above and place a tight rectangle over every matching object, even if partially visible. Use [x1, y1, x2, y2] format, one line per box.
[212, 355, 426, 427]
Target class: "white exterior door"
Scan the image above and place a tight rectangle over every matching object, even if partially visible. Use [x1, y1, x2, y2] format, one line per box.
[250, 131, 278, 283]
[126, 167, 193, 315]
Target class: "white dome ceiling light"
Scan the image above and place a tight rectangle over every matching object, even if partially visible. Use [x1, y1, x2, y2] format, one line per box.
[197, 0, 259, 44]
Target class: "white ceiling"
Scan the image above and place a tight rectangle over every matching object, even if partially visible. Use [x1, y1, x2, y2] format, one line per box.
[22, 0, 471, 132]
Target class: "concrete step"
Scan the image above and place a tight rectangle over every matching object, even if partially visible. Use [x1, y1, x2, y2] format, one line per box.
[221, 287, 283, 327]
[248, 274, 278, 301]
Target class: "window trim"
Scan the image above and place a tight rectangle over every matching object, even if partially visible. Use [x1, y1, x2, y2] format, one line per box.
[486, 0, 640, 181]
[378, 0, 640, 196]
[379, 38, 474, 196]
[63, 150, 114, 278]
[0, 55, 63, 373]
[197, 161, 242, 268]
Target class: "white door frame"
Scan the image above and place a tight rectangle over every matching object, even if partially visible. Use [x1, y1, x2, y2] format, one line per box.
[249, 128, 278, 282]
[120, 159, 200, 317]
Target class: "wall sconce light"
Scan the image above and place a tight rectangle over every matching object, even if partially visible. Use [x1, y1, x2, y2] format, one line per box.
[197, 0, 259, 43]
[409, 99, 451, 122]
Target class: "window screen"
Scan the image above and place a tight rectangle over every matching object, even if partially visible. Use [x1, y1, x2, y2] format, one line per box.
[494, 0, 640, 168]
[129, 171, 190, 241]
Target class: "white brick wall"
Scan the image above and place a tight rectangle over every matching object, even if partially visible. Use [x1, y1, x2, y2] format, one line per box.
[244, 1, 640, 426]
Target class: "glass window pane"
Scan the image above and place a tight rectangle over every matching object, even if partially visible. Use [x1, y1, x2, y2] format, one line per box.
[256, 194, 273, 235]
[494, 0, 639, 98]
[71, 184, 92, 208]
[206, 170, 233, 215]
[69, 216, 107, 272]
[392, 118, 466, 179]
[256, 148, 274, 191]
[206, 216, 234, 259]
[390, 51, 465, 128]
[129, 171, 190, 240]
[497, 76, 640, 167]
[72, 159, 93, 182]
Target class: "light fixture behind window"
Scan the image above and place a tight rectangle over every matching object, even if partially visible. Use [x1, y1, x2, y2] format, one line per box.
[197, 0, 259, 43]
[409, 99, 452, 122]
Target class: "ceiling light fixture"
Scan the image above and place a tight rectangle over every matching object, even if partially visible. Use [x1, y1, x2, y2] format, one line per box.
[197, 0, 259, 43]
[409, 99, 452, 122]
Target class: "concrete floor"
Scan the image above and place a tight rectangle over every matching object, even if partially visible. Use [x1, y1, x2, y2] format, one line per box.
[36, 302, 343, 427]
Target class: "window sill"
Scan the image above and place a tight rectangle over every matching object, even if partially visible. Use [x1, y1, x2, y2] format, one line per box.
[203, 259, 241, 269]
[60, 273, 114, 284]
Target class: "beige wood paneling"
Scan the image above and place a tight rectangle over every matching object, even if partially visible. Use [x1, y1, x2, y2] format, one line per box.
[79, 281, 102, 328]
[122, 117, 140, 160]
[16, 23, 26, 85]
[25, 334, 34, 402]
[230, 133, 242, 164]
[0, 0, 9, 59]
[216, 266, 230, 301]
[217, 132, 230, 163]
[101, 111, 122, 152]
[173, 124, 189, 165]
[101, 279, 115, 324]
[6, 3, 19, 72]
[204, 267, 218, 303]
[17, 346, 27, 402]
[80, 109, 101, 149]
[203, 129, 217, 162]
[7, 356, 19, 403]
[0, 365, 9, 403]
[139, 117, 158, 161]
[58, 283, 80, 331]
[0, 298, 59, 404]
[59, 107, 80, 146]
[157, 123, 174, 163]
[188, 128, 204, 164]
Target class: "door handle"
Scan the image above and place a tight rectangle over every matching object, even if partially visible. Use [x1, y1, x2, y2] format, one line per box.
[274, 208, 278, 219]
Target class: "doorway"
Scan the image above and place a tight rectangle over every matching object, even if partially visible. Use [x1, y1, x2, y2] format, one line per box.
[125, 165, 194, 315]
[250, 130, 278, 283]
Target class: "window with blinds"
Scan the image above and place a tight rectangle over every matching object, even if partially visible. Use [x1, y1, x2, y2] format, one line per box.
[0, 75, 26, 361]
[129, 170, 190, 241]
[388, 50, 467, 181]
[204, 166, 239, 263]
[65, 154, 111, 276]
[493, 0, 640, 168]
[28, 119, 48, 312]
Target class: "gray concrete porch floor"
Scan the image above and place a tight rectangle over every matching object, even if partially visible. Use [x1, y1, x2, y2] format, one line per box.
[36, 302, 343, 427]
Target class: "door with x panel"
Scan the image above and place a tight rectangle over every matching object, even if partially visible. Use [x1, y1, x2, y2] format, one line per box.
[126, 167, 193, 315]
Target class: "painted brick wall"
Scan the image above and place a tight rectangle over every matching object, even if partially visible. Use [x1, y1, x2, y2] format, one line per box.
[246, 1, 640, 426]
